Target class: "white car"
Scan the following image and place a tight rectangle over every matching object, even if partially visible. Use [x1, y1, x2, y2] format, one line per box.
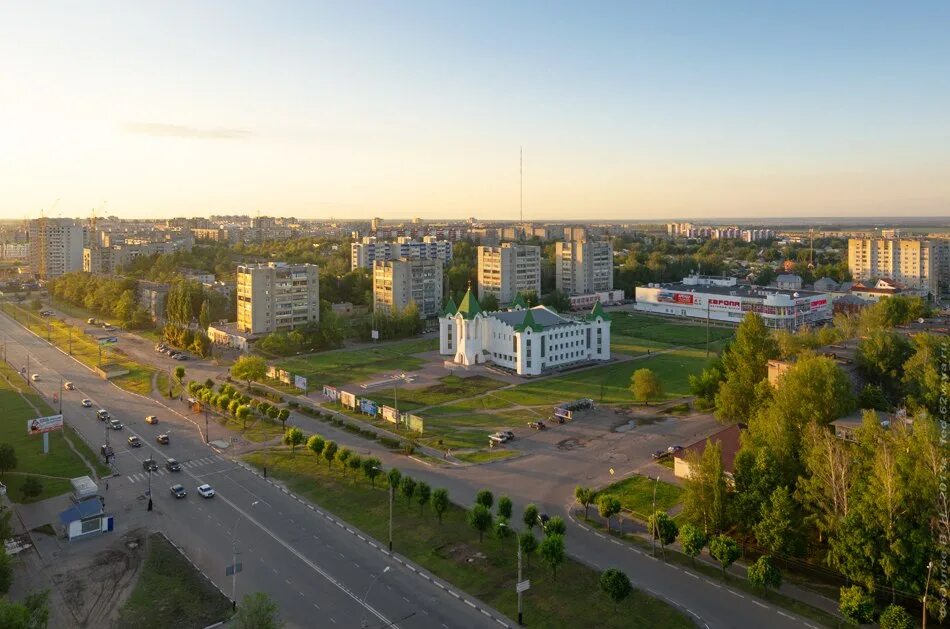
[81, 399, 93, 407]
[197, 484, 215, 498]
[64, 381, 75, 390]
[30, 374, 40, 381]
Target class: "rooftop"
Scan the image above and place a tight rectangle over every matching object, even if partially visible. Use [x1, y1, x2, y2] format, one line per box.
[674, 423, 743, 474]
[650, 281, 827, 299]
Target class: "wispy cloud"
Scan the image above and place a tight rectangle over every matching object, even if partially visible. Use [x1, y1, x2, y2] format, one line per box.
[122, 122, 250, 140]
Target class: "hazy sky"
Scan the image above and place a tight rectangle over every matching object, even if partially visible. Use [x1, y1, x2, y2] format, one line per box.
[2, 1, 949, 221]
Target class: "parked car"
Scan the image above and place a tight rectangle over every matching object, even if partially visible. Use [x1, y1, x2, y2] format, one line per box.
[40, 310, 53, 317]
[142, 458, 159, 472]
[165, 458, 181, 472]
[81, 399, 93, 408]
[96, 409, 110, 421]
[127, 435, 142, 447]
[145, 415, 159, 425]
[173, 354, 188, 361]
[528, 421, 546, 431]
[109, 419, 123, 430]
[651, 449, 668, 460]
[87, 317, 98, 325]
[169, 484, 187, 499]
[197, 484, 215, 498]
[489, 431, 512, 444]
[667, 445, 684, 454]
[30, 374, 40, 381]
[100, 336, 118, 343]
[156, 434, 170, 445]
[64, 381, 75, 390]
[100, 444, 114, 458]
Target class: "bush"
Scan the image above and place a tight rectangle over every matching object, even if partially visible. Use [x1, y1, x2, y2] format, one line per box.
[839, 586, 875, 625]
[878, 604, 913, 629]
[379, 437, 402, 449]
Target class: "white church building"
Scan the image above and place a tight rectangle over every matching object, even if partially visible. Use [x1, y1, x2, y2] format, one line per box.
[439, 289, 611, 376]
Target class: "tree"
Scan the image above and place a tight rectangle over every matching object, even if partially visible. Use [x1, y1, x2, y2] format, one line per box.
[544, 516, 566, 537]
[322, 441, 338, 469]
[432, 488, 449, 524]
[416, 481, 431, 515]
[857, 329, 912, 399]
[174, 366, 185, 384]
[236, 405, 251, 428]
[709, 535, 740, 580]
[730, 447, 783, 544]
[0, 445, 16, 478]
[597, 495, 622, 533]
[519, 530, 538, 565]
[307, 435, 325, 457]
[630, 368, 663, 404]
[522, 504, 540, 532]
[277, 408, 290, 430]
[362, 457, 382, 487]
[0, 550, 11, 595]
[480, 293, 500, 312]
[678, 523, 707, 567]
[715, 313, 779, 423]
[20, 477, 42, 502]
[348, 454, 362, 482]
[838, 586, 874, 625]
[599, 568, 633, 610]
[335, 448, 351, 475]
[878, 604, 914, 629]
[231, 354, 267, 390]
[574, 486, 594, 520]
[198, 299, 211, 330]
[468, 504, 492, 542]
[747, 555, 782, 598]
[387, 468, 402, 494]
[400, 476, 416, 508]
[495, 516, 513, 539]
[797, 421, 854, 543]
[648, 511, 678, 558]
[475, 489, 494, 511]
[282, 427, 304, 456]
[539, 533, 565, 580]
[497, 495, 512, 520]
[234, 591, 282, 629]
[681, 440, 727, 535]
[0, 589, 49, 629]
[753, 486, 801, 557]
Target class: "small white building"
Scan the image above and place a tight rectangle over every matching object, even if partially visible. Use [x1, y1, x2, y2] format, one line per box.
[439, 290, 611, 376]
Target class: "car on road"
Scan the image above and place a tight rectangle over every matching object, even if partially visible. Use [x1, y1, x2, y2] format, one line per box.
[169, 484, 187, 499]
[81, 399, 93, 408]
[528, 421, 546, 430]
[64, 381, 75, 390]
[87, 317, 98, 325]
[667, 445, 684, 454]
[173, 354, 188, 361]
[40, 310, 53, 317]
[127, 435, 142, 447]
[142, 458, 159, 472]
[164, 458, 181, 472]
[109, 419, 123, 430]
[30, 374, 40, 381]
[197, 484, 215, 498]
[96, 409, 110, 420]
[489, 431, 513, 444]
[156, 434, 170, 445]
[145, 415, 159, 425]
[102, 325, 116, 332]
[652, 449, 669, 460]
[100, 336, 118, 343]
[100, 444, 114, 458]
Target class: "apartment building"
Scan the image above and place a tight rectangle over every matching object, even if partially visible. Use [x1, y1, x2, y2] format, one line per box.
[351, 236, 452, 270]
[28, 218, 84, 279]
[1, 242, 30, 261]
[477, 243, 541, 305]
[372, 258, 443, 318]
[555, 240, 613, 296]
[236, 262, 320, 335]
[848, 237, 940, 297]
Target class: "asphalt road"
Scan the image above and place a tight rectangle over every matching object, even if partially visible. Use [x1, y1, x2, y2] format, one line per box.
[0, 311, 504, 629]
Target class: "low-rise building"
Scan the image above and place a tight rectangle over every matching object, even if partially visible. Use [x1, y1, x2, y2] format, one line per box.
[138, 281, 170, 323]
[774, 274, 803, 290]
[673, 424, 743, 480]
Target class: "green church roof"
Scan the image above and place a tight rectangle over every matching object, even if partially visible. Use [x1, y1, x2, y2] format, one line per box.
[440, 295, 458, 317]
[587, 300, 611, 321]
[457, 287, 482, 320]
[509, 293, 527, 310]
[514, 307, 544, 332]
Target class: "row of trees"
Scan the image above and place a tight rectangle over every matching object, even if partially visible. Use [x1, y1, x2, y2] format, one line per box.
[256, 311, 345, 357]
[162, 323, 212, 357]
[0, 480, 50, 627]
[47, 273, 152, 329]
[186, 380, 290, 429]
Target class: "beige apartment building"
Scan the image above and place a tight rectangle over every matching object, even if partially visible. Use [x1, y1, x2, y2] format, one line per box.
[848, 237, 941, 297]
[555, 240, 613, 296]
[373, 258, 443, 318]
[28, 218, 84, 279]
[477, 243, 541, 305]
[236, 262, 320, 335]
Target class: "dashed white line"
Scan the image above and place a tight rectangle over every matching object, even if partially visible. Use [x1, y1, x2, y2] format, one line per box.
[480, 608, 491, 617]
[752, 600, 767, 609]
[728, 591, 745, 599]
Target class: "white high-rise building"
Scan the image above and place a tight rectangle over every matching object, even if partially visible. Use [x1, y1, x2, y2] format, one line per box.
[848, 238, 940, 297]
[236, 262, 320, 335]
[28, 218, 84, 279]
[373, 258, 444, 318]
[555, 240, 613, 296]
[477, 244, 541, 305]
[351, 236, 452, 270]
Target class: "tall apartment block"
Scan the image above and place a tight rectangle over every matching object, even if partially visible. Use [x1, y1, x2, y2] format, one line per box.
[351, 236, 453, 270]
[373, 258, 444, 318]
[477, 244, 541, 305]
[555, 240, 614, 296]
[848, 238, 941, 297]
[28, 218, 84, 279]
[236, 262, 320, 335]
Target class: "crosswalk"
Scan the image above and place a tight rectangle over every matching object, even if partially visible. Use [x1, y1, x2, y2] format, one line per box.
[126, 455, 223, 483]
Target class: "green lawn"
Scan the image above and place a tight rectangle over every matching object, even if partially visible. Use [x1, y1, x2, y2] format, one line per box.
[0, 361, 103, 502]
[274, 337, 438, 387]
[454, 448, 521, 464]
[156, 372, 183, 399]
[244, 448, 692, 629]
[595, 474, 683, 520]
[117, 533, 232, 629]
[364, 375, 507, 411]
[610, 312, 735, 348]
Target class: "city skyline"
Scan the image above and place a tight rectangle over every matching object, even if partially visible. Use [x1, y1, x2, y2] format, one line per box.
[2, 2, 949, 220]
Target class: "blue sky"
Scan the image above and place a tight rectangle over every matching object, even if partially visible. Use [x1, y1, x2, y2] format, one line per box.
[1, 1, 948, 220]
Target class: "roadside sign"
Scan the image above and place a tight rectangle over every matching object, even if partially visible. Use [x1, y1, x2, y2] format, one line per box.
[371, 329, 379, 340]
[516, 580, 531, 593]
[226, 562, 243, 576]
[27, 414, 64, 435]
[609, 468, 615, 476]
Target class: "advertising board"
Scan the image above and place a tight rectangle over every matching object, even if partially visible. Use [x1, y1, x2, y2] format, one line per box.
[322, 385, 338, 401]
[407, 415, 424, 433]
[340, 390, 357, 409]
[381, 405, 399, 424]
[28, 414, 64, 435]
[360, 399, 379, 416]
[294, 375, 307, 391]
[658, 291, 694, 305]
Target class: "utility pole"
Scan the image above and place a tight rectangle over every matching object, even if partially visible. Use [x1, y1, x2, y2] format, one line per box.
[59, 378, 62, 414]
[519, 146, 523, 224]
[68, 327, 72, 355]
[388, 483, 394, 552]
[651, 476, 659, 557]
[517, 534, 524, 625]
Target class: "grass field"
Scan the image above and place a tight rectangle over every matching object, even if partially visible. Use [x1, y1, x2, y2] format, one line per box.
[454, 448, 521, 464]
[117, 533, 232, 629]
[363, 375, 506, 411]
[610, 312, 735, 349]
[244, 447, 692, 629]
[595, 474, 684, 520]
[0, 361, 103, 502]
[274, 337, 438, 387]
[156, 371, 183, 399]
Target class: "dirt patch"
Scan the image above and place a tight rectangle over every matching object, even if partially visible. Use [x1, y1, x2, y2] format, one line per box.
[50, 529, 147, 628]
[440, 542, 488, 565]
[557, 437, 585, 451]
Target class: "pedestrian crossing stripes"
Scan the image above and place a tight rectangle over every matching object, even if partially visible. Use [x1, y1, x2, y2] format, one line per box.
[126, 456, 223, 483]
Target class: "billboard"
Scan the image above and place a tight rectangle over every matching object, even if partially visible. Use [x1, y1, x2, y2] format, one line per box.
[278, 369, 292, 384]
[294, 375, 307, 391]
[381, 406, 399, 424]
[340, 390, 357, 409]
[322, 385, 338, 401]
[707, 297, 741, 311]
[359, 399, 379, 416]
[28, 414, 63, 435]
[658, 291, 694, 305]
[267, 365, 277, 379]
[810, 298, 828, 311]
[407, 414, 424, 433]
[553, 407, 572, 420]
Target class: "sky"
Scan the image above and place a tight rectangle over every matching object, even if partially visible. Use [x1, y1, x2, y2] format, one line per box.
[1, 1, 949, 221]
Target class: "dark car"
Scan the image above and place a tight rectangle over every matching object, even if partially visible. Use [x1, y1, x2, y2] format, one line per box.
[667, 445, 684, 454]
[170, 484, 187, 499]
[100, 444, 114, 458]
[156, 434, 170, 445]
[165, 459, 181, 472]
[528, 421, 546, 431]
[142, 458, 159, 472]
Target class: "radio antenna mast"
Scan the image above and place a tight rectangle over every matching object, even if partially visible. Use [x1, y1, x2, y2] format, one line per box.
[519, 147, 523, 224]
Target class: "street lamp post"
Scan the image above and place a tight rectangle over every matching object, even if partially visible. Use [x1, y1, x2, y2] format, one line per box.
[360, 566, 391, 628]
[923, 560, 934, 629]
[651, 475, 659, 557]
[498, 522, 525, 625]
[232, 501, 260, 611]
[374, 466, 394, 551]
[147, 463, 153, 512]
